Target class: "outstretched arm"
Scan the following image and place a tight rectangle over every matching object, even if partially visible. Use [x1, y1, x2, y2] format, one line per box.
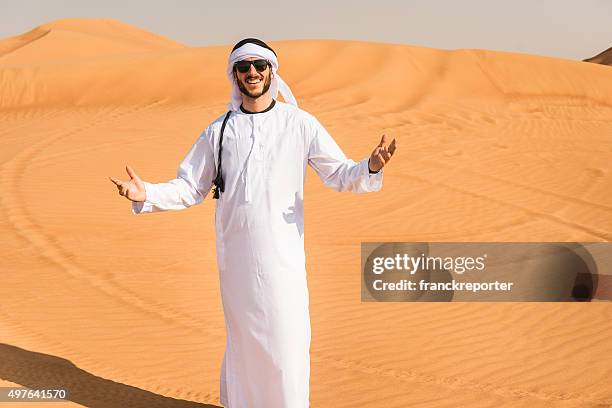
[109, 128, 216, 215]
[307, 116, 396, 193]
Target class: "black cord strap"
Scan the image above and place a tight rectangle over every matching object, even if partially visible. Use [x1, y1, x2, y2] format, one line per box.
[212, 110, 232, 199]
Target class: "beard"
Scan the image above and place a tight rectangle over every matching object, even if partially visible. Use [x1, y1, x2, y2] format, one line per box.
[236, 71, 272, 99]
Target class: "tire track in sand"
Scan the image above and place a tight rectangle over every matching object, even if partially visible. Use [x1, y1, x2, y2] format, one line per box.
[0, 101, 224, 338]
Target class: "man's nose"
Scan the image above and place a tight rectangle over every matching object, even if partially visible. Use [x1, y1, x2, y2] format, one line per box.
[248, 64, 258, 75]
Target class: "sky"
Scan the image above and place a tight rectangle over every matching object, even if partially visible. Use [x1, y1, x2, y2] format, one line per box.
[1, 0, 611, 60]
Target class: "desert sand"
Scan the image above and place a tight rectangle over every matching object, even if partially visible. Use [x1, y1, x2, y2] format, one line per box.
[1, 18, 611, 407]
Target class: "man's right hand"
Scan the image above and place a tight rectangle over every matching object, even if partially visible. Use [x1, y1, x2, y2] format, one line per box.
[109, 165, 146, 202]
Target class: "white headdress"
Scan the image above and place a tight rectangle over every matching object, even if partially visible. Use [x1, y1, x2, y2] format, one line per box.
[226, 39, 297, 112]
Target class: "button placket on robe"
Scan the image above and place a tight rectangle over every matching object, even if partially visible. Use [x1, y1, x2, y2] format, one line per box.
[243, 114, 260, 203]
[254, 119, 268, 182]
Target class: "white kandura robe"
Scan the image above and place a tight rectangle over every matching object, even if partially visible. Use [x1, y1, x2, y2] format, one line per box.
[131, 100, 383, 407]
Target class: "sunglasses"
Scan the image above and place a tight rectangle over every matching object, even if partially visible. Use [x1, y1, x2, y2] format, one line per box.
[234, 59, 270, 73]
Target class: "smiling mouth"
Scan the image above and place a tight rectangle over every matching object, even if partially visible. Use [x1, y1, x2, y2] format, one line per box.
[246, 78, 262, 85]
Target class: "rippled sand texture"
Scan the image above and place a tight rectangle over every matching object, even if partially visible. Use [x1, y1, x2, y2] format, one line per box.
[1, 18, 611, 408]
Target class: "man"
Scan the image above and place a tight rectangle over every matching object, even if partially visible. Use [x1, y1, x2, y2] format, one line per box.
[109, 38, 396, 408]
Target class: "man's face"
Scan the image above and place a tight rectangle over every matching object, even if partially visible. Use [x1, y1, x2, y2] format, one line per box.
[233, 57, 272, 99]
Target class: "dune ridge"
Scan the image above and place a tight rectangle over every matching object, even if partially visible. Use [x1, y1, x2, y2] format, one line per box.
[0, 18, 185, 61]
[584, 46, 612, 66]
[0, 20, 611, 109]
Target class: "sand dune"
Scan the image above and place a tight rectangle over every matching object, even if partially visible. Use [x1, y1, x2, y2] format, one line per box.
[584, 46, 612, 66]
[1, 19, 611, 407]
[0, 18, 185, 63]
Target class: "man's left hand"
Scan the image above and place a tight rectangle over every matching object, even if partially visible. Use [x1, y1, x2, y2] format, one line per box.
[369, 134, 397, 173]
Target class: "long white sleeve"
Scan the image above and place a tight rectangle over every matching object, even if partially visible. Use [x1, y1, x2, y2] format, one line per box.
[132, 127, 216, 214]
[307, 115, 383, 193]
